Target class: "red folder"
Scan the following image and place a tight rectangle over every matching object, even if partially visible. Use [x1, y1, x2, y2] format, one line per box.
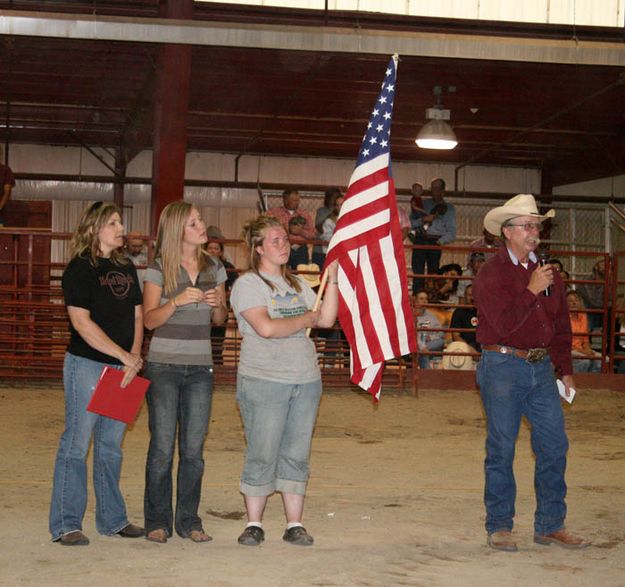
[87, 366, 150, 424]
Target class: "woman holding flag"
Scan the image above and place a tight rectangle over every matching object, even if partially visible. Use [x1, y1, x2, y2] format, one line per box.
[230, 215, 339, 547]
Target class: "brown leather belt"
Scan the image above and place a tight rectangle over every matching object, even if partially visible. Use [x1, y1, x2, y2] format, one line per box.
[482, 344, 548, 363]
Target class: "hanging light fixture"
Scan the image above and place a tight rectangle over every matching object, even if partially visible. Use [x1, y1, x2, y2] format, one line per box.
[415, 86, 458, 150]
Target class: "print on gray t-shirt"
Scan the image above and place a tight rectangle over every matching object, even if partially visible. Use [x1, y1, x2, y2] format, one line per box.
[231, 272, 320, 384]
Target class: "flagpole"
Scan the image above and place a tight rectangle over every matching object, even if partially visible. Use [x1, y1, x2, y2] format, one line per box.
[306, 269, 329, 338]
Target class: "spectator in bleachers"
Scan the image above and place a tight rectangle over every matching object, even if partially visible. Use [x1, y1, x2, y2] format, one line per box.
[407, 182, 427, 242]
[428, 263, 463, 305]
[450, 284, 480, 353]
[50, 201, 144, 546]
[287, 216, 321, 292]
[206, 226, 240, 283]
[567, 290, 601, 373]
[550, 259, 564, 274]
[205, 239, 237, 290]
[314, 187, 342, 264]
[125, 231, 148, 291]
[315, 187, 342, 234]
[319, 194, 344, 253]
[397, 201, 411, 241]
[267, 189, 316, 241]
[413, 289, 445, 368]
[457, 251, 486, 301]
[409, 182, 426, 219]
[287, 215, 314, 270]
[206, 238, 238, 366]
[318, 195, 346, 359]
[548, 259, 571, 288]
[125, 231, 148, 266]
[577, 258, 608, 333]
[410, 178, 456, 292]
[468, 227, 502, 262]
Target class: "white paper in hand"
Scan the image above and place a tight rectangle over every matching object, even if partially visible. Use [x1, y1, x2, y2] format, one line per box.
[556, 379, 576, 404]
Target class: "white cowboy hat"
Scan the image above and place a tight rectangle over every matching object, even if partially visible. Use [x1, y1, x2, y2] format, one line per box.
[441, 341, 475, 371]
[484, 194, 555, 235]
[296, 262, 321, 288]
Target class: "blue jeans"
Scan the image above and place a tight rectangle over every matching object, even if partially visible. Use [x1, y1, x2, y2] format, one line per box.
[411, 245, 441, 292]
[477, 350, 569, 535]
[572, 357, 601, 373]
[144, 362, 213, 537]
[49, 353, 129, 540]
[237, 375, 322, 496]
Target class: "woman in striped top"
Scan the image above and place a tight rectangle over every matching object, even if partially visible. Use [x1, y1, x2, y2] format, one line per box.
[142, 201, 227, 544]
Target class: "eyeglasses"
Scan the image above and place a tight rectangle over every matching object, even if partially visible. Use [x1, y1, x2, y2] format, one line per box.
[505, 222, 542, 232]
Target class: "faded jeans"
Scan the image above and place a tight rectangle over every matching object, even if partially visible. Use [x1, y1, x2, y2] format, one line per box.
[477, 350, 569, 535]
[237, 375, 322, 497]
[143, 362, 213, 537]
[49, 353, 129, 540]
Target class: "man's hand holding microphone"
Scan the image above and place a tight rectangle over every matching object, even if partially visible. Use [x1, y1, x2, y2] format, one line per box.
[528, 254, 554, 297]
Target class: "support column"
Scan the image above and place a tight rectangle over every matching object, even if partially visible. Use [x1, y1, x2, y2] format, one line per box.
[113, 147, 126, 211]
[150, 0, 193, 233]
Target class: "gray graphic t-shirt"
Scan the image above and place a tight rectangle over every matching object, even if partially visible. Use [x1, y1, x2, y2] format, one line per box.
[231, 271, 320, 384]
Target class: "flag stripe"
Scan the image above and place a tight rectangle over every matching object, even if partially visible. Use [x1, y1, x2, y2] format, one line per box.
[329, 209, 390, 253]
[348, 153, 388, 185]
[380, 234, 412, 355]
[359, 243, 394, 358]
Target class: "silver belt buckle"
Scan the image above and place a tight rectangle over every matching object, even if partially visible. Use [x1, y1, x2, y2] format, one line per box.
[526, 348, 547, 363]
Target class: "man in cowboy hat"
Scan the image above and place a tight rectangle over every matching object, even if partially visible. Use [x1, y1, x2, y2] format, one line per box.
[472, 194, 589, 552]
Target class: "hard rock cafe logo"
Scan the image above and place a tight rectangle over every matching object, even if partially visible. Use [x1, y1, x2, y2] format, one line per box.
[99, 271, 134, 298]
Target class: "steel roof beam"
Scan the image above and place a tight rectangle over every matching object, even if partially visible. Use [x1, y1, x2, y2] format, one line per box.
[1, 9, 625, 67]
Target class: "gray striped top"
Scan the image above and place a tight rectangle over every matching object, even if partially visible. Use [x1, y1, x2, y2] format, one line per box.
[145, 258, 227, 365]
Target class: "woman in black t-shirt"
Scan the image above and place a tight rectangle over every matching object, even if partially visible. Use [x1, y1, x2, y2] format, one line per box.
[49, 201, 145, 546]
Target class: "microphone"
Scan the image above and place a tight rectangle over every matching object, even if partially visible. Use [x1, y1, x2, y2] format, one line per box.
[538, 252, 551, 297]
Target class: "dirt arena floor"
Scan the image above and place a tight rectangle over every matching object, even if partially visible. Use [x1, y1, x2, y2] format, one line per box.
[1, 382, 624, 587]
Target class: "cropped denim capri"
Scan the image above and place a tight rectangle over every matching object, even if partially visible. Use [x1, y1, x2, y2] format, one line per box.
[237, 374, 322, 496]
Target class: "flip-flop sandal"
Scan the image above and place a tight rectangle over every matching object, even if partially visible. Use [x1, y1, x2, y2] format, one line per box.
[146, 529, 168, 543]
[188, 529, 212, 543]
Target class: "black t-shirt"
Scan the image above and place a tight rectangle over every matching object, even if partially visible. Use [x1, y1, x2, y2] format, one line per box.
[449, 307, 480, 350]
[62, 255, 142, 364]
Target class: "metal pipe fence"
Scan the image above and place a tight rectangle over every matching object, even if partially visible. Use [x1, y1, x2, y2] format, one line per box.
[0, 228, 616, 392]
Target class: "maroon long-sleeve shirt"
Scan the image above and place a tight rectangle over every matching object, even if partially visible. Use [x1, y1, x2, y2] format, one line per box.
[473, 245, 573, 376]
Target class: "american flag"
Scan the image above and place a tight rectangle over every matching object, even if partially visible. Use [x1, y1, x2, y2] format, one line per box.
[324, 54, 417, 400]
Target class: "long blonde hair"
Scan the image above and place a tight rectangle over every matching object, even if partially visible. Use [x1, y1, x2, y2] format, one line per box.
[69, 201, 128, 266]
[154, 201, 208, 295]
[242, 214, 301, 292]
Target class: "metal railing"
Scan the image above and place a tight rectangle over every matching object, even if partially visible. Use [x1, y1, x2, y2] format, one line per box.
[0, 228, 616, 392]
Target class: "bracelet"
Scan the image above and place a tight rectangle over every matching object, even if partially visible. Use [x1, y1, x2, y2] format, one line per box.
[328, 280, 339, 285]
